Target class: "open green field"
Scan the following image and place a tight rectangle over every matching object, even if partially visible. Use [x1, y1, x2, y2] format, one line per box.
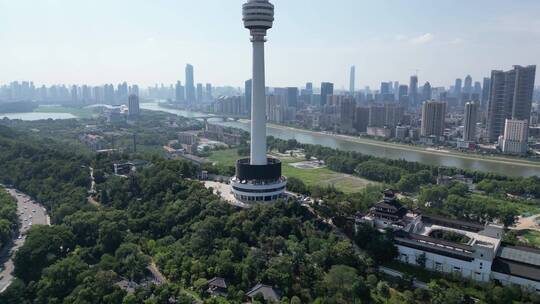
[208, 148, 377, 194]
[34, 105, 98, 119]
[518, 230, 540, 248]
[470, 193, 540, 216]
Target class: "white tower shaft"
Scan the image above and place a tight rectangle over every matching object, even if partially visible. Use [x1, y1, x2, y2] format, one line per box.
[250, 38, 267, 165]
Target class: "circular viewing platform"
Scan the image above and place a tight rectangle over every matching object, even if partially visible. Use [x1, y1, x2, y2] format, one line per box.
[232, 157, 286, 203]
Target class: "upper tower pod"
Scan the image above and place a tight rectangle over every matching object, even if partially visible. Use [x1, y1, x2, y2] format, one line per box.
[242, 0, 274, 40]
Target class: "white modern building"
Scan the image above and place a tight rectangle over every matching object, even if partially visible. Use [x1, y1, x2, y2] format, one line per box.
[501, 119, 529, 155]
[359, 190, 540, 291]
[231, 0, 286, 203]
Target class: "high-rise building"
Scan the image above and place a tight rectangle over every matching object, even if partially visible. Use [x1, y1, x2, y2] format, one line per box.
[380, 82, 391, 94]
[205, 83, 212, 102]
[355, 107, 370, 132]
[231, 0, 286, 203]
[286, 87, 298, 108]
[305, 82, 313, 94]
[473, 81, 482, 95]
[487, 65, 536, 142]
[128, 94, 140, 117]
[130, 85, 139, 97]
[393, 81, 400, 100]
[481, 77, 491, 110]
[385, 103, 404, 127]
[409, 75, 418, 107]
[185, 64, 195, 104]
[463, 102, 478, 142]
[320, 82, 334, 106]
[464, 75, 473, 94]
[454, 78, 462, 99]
[422, 82, 432, 101]
[196, 83, 203, 103]
[117, 82, 128, 103]
[70, 85, 78, 103]
[339, 96, 356, 131]
[368, 105, 386, 127]
[349, 66, 355, 95]
[511, 66, 536, 120]
[421, 101, 446, 137]
[175, 81, 185, 102]
[501, 119, 529, 155]
[398, 85, 409, 105]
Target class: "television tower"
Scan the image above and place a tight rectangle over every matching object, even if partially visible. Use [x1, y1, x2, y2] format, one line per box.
[243, 0, 274, 165]
[231, 0, 286, 203]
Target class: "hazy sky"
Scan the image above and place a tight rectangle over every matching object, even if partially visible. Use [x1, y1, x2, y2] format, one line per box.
[1, 0, 539, 89]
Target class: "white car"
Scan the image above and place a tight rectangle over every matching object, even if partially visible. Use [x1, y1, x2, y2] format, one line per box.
[32, 209, 36, 213]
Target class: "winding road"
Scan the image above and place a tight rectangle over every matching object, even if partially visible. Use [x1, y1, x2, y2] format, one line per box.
[0, 188, 50, 293]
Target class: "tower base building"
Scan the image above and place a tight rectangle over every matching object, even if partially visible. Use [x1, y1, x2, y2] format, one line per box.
[231, 158, 287, 203]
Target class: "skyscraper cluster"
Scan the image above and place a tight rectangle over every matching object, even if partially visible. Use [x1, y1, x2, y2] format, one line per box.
[172, 64, 212, 105]
[0, 81, 139, 105]
[486, 65, 536, 143]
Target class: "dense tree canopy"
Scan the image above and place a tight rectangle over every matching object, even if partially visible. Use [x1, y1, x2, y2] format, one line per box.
[1, 123, 540, 303]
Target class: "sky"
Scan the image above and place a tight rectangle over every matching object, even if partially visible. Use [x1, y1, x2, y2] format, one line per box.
[1, 0, 539, 89]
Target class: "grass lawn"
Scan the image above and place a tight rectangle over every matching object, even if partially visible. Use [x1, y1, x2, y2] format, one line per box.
[470, 193, 540, 216]
[518, 229, 540, 248]
[208, 148, 377, 194]
[34, 105, 98, 119]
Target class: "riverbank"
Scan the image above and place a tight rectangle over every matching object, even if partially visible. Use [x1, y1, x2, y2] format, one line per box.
[0, 188, 50, 293]
[33, 105, 96, 119]
[267, 123, 540, 170]
[138, 102, 540, 177]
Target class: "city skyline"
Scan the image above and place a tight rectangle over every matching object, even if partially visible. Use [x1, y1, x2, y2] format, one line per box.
[1, 0, 539, 88]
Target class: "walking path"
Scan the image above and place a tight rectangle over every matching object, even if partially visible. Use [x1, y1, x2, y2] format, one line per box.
[513, 214, 540, 231]
[87, 166, 100, 207]
[0, 188, 50, 292]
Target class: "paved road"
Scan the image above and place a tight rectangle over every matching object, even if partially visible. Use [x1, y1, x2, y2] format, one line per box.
[203, 181, 250, 208]
[0, 188, 49, 293]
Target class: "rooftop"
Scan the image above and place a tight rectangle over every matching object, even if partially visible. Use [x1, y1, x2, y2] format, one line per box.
[246, 284, 280, 302]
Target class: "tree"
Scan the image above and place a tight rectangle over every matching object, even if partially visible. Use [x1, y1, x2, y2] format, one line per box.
[114, 243, 149, 282]
[290, 296, 302, 304]
[63, 270, 126, 303]
[35, 255, 89, 303]
[323, 265, 359, 299]
[0, 278, 28, 304]
[376, 281, 390, 298]
[14, 225, 75, 283]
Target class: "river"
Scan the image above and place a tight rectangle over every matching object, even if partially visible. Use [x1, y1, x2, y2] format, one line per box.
[0, 112, 77, 120]
[1, 102, 539, 177]
[140, 102, 540, 177]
